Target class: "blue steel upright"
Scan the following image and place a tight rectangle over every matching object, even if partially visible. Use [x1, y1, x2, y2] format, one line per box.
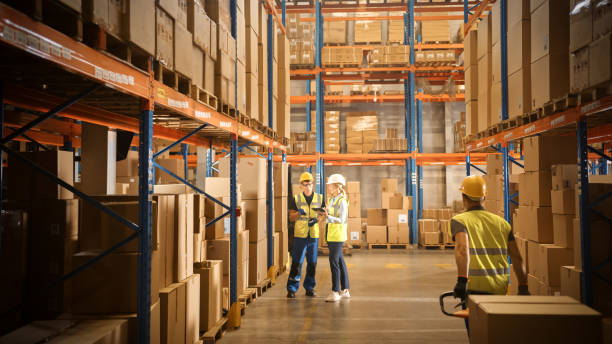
[0, 82, 3, 252]
[230, 0, 238, 308]
[577, 120, 593, 306]
[417, 91, 423, 221]
[500, 0, 509, 122]
[137, 102, 153, 344]
[306, 81, 312, 132]
[267, 149, 274, 269]
[502, 146, 510, 222]
[315, 0, 325, 195]
[405, 2, 418, 243]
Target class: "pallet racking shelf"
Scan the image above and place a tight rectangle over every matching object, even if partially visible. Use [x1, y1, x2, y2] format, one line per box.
[462, 0, 611, 310]
[0, 1, 289, 342]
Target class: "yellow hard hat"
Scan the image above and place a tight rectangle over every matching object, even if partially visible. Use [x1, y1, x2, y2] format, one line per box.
[459, 175, 486, 200]
[299, 172, 314, 183]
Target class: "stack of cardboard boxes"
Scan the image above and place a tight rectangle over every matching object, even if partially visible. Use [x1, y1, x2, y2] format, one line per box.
[569, 0, 612, 95]
[287, 13, 314, 65]
[347, 182, 363, 246]
[187, 1, 216, 100]
[373, 128, 408, 152]
[464, 28, 478, 136]
[257, 1, 273, 125]
[274, 162, 290, 271]
[530, 0, 569, 110]
[418, 208, 453, 246]
[388, 15, 404, 43]
[514, 136, 577, 297]
[482, 153, 519, 218]
[324, 20, 347, 44]
[321, 47, 363, 66]
[507, 0, 531, 118]
[346, 112, 378, 154]
[366, 179, 411, 245]
[453, 112, 466, 152]
[369, 46, 410, 66]
[206, 0, 237, 111]
[477, 14, 492, 132]
[420, 12, 450, 42]
[276, 30, 291, 139]
[289, 132, 317, 154]
[324, 111, 341, 153]
[245, 0, 260, 123]
[354, 20, 382, 43]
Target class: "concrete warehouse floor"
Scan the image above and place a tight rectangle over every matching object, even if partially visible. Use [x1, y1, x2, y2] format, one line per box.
[221, 250, 469, 343]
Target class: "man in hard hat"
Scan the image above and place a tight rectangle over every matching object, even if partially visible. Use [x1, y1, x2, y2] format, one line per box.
[450, 175, 529, 330]
[286, 171, 326, 298]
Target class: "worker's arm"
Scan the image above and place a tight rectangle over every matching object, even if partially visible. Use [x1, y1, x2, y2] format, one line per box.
[508, 240, 529, 290]
[454, 232, 469, 277]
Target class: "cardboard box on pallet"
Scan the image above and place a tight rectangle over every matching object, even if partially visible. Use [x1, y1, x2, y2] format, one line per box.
[560, 265, 582, 301]
[155, 7, 174, 70]
[477, 54, 492, 132]
[381, 179, 398, 193]
[570, 46, 589, 92]
[243, 198, 267, 242]
[531, 0, 570, 63]
[388, 223, 410, 244]
[518, 171, 552, 206]
[553, 214, 574, 248]
[551, 189, 575, 215]
[194, 260, 222, 332]
[348, 193, 361, 218]
[159, 282, 185, 344]
[274, 196, 287, 232]
[366, 225, 387, 244]
[123, 0, 156, 56]
[249, 238, 267, 285]
[551, 164, 578, 191]
[348, 218, 362, 245]
[589, 33, 612, 88]
[366, 209, 387, 226]
[523, 136, 577, 173]
[531, 53, 570, 109]
[183, 274, 200, 344]
[593, 0, 612, 38]
[508, 68, 532, 118]
[521, 206, 553, 243]
[386, 209, 408, 227]
[420, 231, 441, 246]
[537, 244, 573, 286]
[278, 229, 289, 269]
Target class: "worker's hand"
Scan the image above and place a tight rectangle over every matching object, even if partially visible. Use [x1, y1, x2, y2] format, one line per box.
[308, 218, 318, 227]
[298, 209, 307, 216]
[518, 285, 530, 296]
[453, 276, 468, 301]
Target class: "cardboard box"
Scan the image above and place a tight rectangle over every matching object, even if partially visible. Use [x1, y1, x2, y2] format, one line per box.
[551, 189, 575, 215]
[477, 14, 492, 59]
[347, 181, 360, 194]
[418, 219, 438, 233]
[243, 198, 267, 242]
[530, 0, 570, 63]
[522, 206, 553, 243]
[551, 164, 578, 191]
[464, 65, 478, 101]
[386, 209, 408, 227]
[420, 231, 441, 245]
[348, 193, 361, 218]
[388, 224, 410, 244]
[593, 0, 612, 38]
[508, 0, 530, 26]
[468, 298, 601, 344]
[381, 179, 398, 193]
[218, 157, 266, 199]
[570, 47, 590, 92]
[515, 236, 529, 273]
[206, 239, 230, 276]
[527, 240, 540, 277]
[183, 274, 200, 344]
[570, 0, 593, 52]
[553, 214, 574, 248]
[518, 171, 552, 206]
[366, 225, 387, 244]
[381, 192, 404, 209]
[249, 239, 267, 285]
[527, 273, 540, 295]
[560, 265, 582, 302]
[277, 229, 289, 269]
[347, 218, 362, 245]
[537, 244, 573, 286]
[274, 196, 287, 232]
[508, 68, 531, 117]
[523, 136, 577, 173]
[156, 7, 174, 69]
[194, 261, 222, 332]
[366, 209, 387, 226]
[531, 53, 570, 109]
[464, 29, 478, 67]
[160, 282, 186, 344]
[589, 33, 612, 88]
[71, 251, 160, 314]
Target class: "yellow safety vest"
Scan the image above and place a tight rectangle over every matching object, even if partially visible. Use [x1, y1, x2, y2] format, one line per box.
[326, 195, 348, 242]
[450, 209, 512, 295]
[294, 192, 323, 238]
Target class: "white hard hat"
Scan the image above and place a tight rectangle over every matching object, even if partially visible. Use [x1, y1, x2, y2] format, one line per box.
[327, 174, 346, 186]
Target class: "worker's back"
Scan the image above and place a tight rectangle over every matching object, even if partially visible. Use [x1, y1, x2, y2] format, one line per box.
[451, 208, 512, 295]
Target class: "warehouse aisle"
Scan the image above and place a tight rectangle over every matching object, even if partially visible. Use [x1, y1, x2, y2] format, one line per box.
[221, 250, 469, 343]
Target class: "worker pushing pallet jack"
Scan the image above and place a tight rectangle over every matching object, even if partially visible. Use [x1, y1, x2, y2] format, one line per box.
[440, 175, 530, 332]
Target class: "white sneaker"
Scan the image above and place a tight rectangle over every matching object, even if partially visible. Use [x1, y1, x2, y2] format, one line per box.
[325, 291, 341, 302]
[340, 289, 350, 298]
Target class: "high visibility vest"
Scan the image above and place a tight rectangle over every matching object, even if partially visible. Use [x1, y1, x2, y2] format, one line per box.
[294, 192, 323, 238]
[450, 209, 512, 295]
[326, 194, 348, 242]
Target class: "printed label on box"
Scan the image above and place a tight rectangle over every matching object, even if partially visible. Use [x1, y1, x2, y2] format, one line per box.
[398, 214, 408, 223]
[350, 232, 359, 240]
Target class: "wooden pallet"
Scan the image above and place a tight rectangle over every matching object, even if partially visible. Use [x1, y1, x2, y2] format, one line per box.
[238, 288, 257, 307]
[577, 82, 612, 105]
[201, 317, 228, 344]
[418, 243, 444, 249]
[190, 85, 218, 111]
[368, 243, 409, 250]
[500, 117, 519, 131]
[249, 278, 272, 297]
[290, 64, 315, 70]
[264, 127, 277, 140]
[238, 113, 250, 126]
[220, 102, 236, 117]
[322, 63, 361, 68]
[349, 243, 364, 249]
[154, 62, 192, 96]
[354, 41, 383, 45]
[280, 137, 290, 146]
[82, 23, 151, 72]
[445, 244, 455, 249]
[250, 118, 265, 133]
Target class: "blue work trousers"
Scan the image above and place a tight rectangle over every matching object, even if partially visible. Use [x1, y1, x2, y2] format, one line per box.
[328, 242, 349, 292]
[287, 236, 318, 293]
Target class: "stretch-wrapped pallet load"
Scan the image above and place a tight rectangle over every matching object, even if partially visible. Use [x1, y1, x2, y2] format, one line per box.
[346, 112, 378, 154]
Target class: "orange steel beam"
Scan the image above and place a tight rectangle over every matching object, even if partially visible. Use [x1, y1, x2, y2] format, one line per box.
[0, 3, 150, 99]
[465, 94, 612, 151]
[290, 94, 465, 104]
[299, 15, 478, 22]
[283, 3, 483, 14]
[320, 43, 463, 50]
[464, 0, 491, 36]
[5, 111, 81, 136]
[2, 84, 224, 149]
[271, 152, 489, 162]
[290, 65, 463, 76]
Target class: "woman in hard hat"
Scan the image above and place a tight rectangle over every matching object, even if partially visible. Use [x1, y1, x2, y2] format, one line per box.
[321, 173, 350, 302]
[286, 171, 326, 298]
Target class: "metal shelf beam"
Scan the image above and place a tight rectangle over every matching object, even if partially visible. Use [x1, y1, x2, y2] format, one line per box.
[290, 94, 465, 104]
